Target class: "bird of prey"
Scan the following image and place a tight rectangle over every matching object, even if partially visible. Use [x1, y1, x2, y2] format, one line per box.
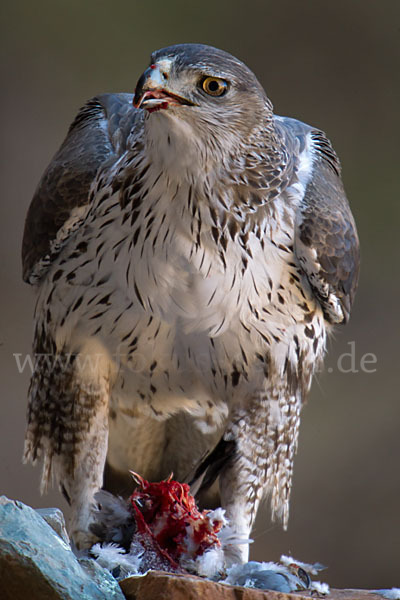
[22, 43, 359, 564]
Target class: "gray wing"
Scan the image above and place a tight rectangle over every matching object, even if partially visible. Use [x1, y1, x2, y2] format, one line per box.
[22, 93, 138, 283]
[279, 117, 360, 324]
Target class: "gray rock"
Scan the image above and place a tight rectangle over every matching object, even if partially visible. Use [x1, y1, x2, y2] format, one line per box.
[35, 507, 70, 546]
[0, 496, 124, 600]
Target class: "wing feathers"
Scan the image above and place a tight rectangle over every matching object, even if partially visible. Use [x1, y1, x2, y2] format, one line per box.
[22, 93, 136, 283]
[296, 131, 359, 323]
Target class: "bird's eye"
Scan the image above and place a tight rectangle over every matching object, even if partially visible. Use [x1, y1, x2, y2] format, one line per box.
[201, 77, 228, 97]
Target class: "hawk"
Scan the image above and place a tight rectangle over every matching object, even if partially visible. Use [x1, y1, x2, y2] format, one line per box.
[22, 43, 359, 563]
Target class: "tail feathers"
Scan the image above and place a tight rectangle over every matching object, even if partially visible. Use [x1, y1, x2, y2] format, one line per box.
[188, 437, 236, 497]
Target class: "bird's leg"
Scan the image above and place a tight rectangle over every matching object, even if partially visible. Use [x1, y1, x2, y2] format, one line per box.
[48, 340, 114, 549]
[219, 401, 268, 565]
[25, 338, 113, 550]
[219, 393, 300, 565]
[63, 379, 110, 550]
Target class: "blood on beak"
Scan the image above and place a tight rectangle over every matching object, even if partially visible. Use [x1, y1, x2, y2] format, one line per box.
[133, 65, 195, 113]
[134, 90, 185, 113]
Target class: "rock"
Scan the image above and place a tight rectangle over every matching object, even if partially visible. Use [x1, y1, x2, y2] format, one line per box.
[0, 496, 124, 600]
[120, 571, 288, 600]
[0, 496, 390, 600]
[35, 507, 70, 546]
[119, 570, 388, 600]
[79, 558, 127, 596]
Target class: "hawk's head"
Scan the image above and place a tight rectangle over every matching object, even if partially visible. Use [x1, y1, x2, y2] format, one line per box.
[133, 44, 273, 169]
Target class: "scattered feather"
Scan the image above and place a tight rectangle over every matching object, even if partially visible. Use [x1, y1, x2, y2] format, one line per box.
[225, 558, 330, 593]
[87, 475, 330, 593]
[280, 553, 326, 575]
[310, 580, 330, 595]
[225, 561, 297, 592]
[91, 542, 142, 578]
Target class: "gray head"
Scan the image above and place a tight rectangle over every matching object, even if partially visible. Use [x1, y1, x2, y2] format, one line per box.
[133, 44, 272, 164]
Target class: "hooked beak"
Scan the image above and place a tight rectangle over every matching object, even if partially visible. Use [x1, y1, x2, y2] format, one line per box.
[133, 64, 196, 113]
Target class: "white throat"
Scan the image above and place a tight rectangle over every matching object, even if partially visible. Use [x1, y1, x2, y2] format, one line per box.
[144, 111, 210, 178]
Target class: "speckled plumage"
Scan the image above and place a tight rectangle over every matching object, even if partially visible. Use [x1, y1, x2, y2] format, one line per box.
[22, 44, 359, 561]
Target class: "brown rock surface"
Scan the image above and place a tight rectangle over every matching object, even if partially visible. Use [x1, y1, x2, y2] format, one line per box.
[119, 570, 384, 600]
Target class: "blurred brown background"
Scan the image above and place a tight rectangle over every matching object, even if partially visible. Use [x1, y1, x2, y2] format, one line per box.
[0, 0, 399, 590]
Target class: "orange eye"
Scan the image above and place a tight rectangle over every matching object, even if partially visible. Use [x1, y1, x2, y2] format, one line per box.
[201, 77, 228, 96]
